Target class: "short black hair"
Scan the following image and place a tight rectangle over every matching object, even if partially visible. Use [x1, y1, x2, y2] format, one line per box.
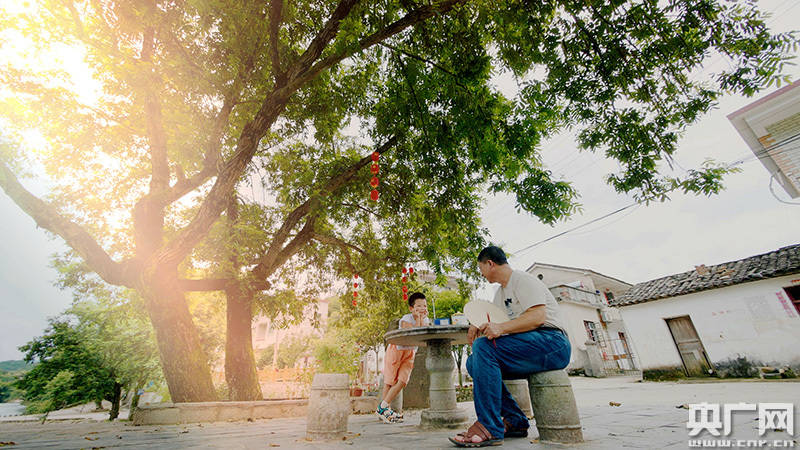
[477, 246, 508, 265]
[408, 292, 426, 308]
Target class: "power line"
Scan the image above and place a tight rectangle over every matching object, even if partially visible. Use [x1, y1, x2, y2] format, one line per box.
[510, 130, 800, 256]
[769, 172, 800, 205]
[512, 203, 637, 256]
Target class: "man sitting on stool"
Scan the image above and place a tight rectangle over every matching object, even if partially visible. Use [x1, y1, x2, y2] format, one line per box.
[450, 246, 570, 447]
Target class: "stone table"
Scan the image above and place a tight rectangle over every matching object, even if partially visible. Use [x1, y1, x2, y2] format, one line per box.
[384, 325, 470, 429]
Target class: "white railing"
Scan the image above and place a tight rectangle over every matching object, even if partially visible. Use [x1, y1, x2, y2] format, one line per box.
[550, 285, 604, 306]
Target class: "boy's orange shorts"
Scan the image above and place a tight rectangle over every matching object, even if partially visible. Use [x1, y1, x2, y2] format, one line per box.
[383, 344, 416, 386]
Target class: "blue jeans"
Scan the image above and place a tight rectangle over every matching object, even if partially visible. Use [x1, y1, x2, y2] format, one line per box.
[465, 329, 571, 439]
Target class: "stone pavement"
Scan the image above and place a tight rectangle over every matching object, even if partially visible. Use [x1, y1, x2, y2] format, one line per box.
[0, 377, 797, 449]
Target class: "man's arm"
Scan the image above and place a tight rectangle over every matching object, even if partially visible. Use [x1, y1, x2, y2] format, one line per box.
[479, 305, 546, 339]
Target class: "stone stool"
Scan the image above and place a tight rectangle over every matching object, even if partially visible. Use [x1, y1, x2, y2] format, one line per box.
[503, 379, 533, 418]
[306, 373, 350, 440]
[527, 369, 583, 443]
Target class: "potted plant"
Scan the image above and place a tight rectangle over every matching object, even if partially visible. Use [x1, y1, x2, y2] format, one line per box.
[349, 384, 363, 397]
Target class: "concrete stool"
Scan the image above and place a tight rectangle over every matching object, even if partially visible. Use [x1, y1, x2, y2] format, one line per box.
[527, 369, 583, 443]
[306, 373, 350, 440]
[503, 379, 533, 419]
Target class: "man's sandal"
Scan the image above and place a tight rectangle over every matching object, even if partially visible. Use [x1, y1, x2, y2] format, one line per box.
[503, 417, 529, 438]
[448, 421, 503, 447]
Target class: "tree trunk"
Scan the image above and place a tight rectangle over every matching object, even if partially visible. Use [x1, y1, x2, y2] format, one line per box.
[129, 382, 144, 418]
[108, 382, 122, 420]
[224, 285, 263, 401]
[140, 271, 217, 403]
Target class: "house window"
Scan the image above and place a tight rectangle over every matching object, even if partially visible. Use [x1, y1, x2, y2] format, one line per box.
[584, 320, 598, 342]
[785, 285, 800, 315]
[604, 290, 615, 303]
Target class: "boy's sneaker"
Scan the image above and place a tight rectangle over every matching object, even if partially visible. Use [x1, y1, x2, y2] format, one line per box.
[376, 405, 402, 423]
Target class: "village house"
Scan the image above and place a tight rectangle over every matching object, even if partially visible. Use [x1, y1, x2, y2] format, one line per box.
[611, 244, 800, 377]
[525, 263, 637, 376]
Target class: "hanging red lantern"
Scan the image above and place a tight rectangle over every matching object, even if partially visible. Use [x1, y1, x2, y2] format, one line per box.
[401, 276, 408, 283]
[370, 189, 379, 201]
[402, 285, 409, 293]
[353, 282, 359, 289]
[352, 299, 357, 306]
[408, 267, 414, 274]
[370, 177, 379, 188]
[371, 151, 380, 162]
[403, 293, 408, 301]
[402, 267, 408, 274]
[353, 291, 358, 298]
[370, 163, 379, 175]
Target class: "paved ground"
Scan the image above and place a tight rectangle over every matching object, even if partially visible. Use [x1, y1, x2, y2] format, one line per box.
[0, 377, 797, 449]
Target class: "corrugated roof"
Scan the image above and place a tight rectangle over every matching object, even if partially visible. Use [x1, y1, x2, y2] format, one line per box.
[611, 244, 800, 307]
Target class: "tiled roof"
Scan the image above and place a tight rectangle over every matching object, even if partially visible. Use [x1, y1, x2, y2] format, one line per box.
[611, 244, 800, 307]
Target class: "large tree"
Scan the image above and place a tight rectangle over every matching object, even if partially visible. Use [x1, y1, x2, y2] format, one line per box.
[1, 0, 796, 402]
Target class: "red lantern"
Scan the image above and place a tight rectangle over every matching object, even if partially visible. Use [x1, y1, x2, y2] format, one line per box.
[353, 291, 358, 298]
[370, 189, 379, 201]
[402, 285, 409, 293]
[370, 177, 379, 188]
[370, 163, 379, 175]
[371, 151, 380, 162]
[352, 299, 357, 306]
[402, 267, 408, 274]
[408, 267, 414, 274]
[402, 276, 408, 283]
[403, 293, 408, 301]
[354, 273, 359, 279]
[353, 282, 358, 288]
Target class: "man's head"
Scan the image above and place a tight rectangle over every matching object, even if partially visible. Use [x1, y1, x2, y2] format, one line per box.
[477, 245, 510, 284]
[408, 292, 427, 315]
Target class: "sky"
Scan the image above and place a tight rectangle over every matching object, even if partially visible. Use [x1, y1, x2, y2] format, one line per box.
[1, 1, 799, 360]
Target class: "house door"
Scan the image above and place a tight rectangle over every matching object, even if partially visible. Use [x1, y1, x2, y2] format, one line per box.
[665, 316, 712, 377]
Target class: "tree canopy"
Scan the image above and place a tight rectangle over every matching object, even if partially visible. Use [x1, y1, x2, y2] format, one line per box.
[0, 0, 796, 401]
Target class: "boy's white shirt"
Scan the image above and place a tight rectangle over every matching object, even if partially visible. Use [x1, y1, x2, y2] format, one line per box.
[395, 313, 430, 350]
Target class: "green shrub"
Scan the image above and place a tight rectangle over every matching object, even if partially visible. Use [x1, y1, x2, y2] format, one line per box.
[714, 356, 759, 378]
[456, 385, 473, 402]
[643, 367, 686, 381]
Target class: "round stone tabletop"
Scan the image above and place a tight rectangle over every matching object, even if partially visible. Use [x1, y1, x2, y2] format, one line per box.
[384, 325, 470, 347]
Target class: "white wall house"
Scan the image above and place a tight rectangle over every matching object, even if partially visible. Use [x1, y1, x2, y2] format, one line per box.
[613, 244, 800, 376]
[728, 79, 800, 198]
[526, 263, 637, 374]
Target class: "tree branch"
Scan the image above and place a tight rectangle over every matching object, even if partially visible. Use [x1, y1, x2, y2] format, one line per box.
[287, 0, 469, 92]
[0, 162, 133, 287]
[259, 136, 398, 271]
[178, 278, 270, 292]
[140, 26, 170, 194]
[312, 232, 366, 275]
[158, 0, 455, 267]
[284, 0, 362, 82]
[269, 0, 285, 85]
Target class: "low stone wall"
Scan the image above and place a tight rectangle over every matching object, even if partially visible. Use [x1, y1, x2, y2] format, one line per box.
[133, 396, 378, 425]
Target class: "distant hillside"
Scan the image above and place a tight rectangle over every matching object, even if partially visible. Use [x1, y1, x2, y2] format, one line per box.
[0, 360, 32, 372]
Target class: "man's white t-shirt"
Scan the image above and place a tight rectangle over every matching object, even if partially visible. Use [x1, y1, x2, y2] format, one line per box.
[492, 269, 567, 334]
[395, 313, 431, 351]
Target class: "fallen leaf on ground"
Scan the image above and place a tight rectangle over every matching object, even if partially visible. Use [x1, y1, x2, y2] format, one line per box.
[609, 401, 621, 407]
[84, 436, 98, 441]
[676, 404, 689, 409]
[0, 442, 17, 447]
[529, 439, 539, 443]
[269, 444, 280, 447]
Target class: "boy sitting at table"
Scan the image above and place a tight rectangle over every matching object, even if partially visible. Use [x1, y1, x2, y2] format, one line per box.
[377, 292, 430, 423]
